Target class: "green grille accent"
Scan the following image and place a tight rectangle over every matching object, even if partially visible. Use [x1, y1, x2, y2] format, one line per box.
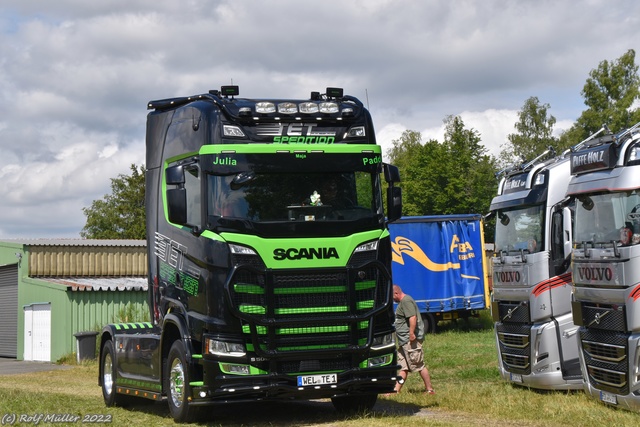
[275, 306, 348, 315]
[356, 300, 374, 310]
[239, 305, 266, 314]
[234, 284, 265, 294]
[355, 280, 376, 290]
[190, 381, 204, 386]
[278, 325, 349, 335]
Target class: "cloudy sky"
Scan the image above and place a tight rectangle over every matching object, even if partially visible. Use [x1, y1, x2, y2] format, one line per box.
[1, 0, 639, 239]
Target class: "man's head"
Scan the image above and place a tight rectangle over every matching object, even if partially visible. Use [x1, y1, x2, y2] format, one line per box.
[393, 284, 404, 303]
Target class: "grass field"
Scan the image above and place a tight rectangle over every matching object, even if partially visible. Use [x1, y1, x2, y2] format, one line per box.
[1, 312, 639, 426]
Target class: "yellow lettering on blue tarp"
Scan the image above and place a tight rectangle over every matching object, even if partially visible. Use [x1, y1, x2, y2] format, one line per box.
[392, 235, 480, 280]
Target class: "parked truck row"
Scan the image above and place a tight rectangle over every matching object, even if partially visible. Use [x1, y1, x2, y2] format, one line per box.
[96, 83, 640, 420]
[490, 121, 640, 412]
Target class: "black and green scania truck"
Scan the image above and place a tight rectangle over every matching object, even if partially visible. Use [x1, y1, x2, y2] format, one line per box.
[98, 86, 402, 422]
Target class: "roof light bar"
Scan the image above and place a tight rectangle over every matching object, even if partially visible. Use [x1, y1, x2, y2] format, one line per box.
[319, 102, 339, 114]
[256, 102, 276, 114]
[299, 102, 319, 114]
[278, 102, 297, 114]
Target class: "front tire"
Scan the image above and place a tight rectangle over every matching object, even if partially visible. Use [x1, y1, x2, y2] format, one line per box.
[166, 341, 198, 423]
[331, 393, 378, 414]
[101, 340, 128, 407]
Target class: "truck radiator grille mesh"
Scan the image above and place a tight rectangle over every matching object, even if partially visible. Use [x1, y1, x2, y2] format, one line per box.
[496, 323, 531, 375]
[579, 328, 629, 395]
[496, 301, 531, 324]
[229, 263, 390, 355]
[579, 303, 626, 332]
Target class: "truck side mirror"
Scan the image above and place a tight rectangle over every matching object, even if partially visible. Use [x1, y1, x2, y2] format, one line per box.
[383, 164, 402, 222]
[166, 165, 185, 185]
[383, 164, 401, 183]
[166, 165, 188, 225]
[167, 188, 188, 225]
[387, 186, 402, 222]
[562, 206, 572, 260]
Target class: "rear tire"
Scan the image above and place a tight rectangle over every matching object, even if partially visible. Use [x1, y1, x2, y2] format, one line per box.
[101, 340, 128, 407]
[331, 393, 378, 414]
[166, 341, 198, 423]
[422, 313, 437, 334]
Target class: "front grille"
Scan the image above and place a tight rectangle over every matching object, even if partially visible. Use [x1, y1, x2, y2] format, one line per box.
[229, 261, 390, 357]
[587, 365, 627, 390]
[502, 353, 530, 370]
[497, 301, 531, 324]
[496, 323, 531, 375]
[579, 328, 630, 394]
[580, 303, 626, 332]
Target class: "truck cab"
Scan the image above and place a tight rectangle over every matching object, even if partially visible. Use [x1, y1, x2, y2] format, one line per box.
[568, 122, 640, 411]
[490, 150, 581, 390]
[98, 87, 402, 422]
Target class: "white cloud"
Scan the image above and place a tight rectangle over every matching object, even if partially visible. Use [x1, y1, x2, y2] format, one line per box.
[1, 0, 639, 237]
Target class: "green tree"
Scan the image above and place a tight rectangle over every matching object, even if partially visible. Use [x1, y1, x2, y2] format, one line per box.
[387, 117, 497, 218]
[561, 49, 640, 145]
[500, 96, 560, 166]
[81, 164, 146, 239]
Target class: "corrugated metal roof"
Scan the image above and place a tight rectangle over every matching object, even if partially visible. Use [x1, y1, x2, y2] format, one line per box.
[1, 239, 146, 247]
[45, 277, 148, 292]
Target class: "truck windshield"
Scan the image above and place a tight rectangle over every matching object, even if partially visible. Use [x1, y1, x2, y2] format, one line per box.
[495, 205, 544, 254]
[574, 190, 640, 246]
[208, 171, 379, 223]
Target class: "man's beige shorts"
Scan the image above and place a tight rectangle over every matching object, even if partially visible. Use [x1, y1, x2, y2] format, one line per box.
[397, 340, 425, 372]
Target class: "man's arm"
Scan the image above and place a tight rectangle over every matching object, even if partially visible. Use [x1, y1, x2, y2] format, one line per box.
[408, 315, 417, 342]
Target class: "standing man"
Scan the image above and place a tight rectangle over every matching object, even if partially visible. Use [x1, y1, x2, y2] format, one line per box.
[392, 284, 435, 394]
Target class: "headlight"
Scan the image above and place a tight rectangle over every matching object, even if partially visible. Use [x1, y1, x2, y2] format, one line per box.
[229, 244, 257, 255]
[371, 333, 395, 350]
[204, 337, 246, 357]
[354, 241, 378, 253]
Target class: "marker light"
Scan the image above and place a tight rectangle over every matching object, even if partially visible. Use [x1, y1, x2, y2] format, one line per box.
[278, 102, 298, 114]
[255, 102, 276, 114]
[223, 125, 245, 137]
[299, 102, 319, 114]
[319, 102, 339, 114]
[347, 126, 366, 138]
[627, 143, 640, 166]
[341, 107, 354, 117]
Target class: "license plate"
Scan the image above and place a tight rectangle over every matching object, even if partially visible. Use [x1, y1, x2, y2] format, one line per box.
[600, 391, 617, 405]
[297, 373, 337, 387]
[510, 373, 523, 383]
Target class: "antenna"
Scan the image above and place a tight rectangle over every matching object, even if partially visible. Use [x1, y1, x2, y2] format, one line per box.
[365, 89, 370, 111]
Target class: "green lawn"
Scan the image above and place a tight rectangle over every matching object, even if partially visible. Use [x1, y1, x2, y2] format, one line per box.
[1, 312, 638, 426]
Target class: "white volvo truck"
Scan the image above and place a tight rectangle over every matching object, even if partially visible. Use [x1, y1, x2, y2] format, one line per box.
[569, 122, 640, 411]
[490, 149, 581, 389]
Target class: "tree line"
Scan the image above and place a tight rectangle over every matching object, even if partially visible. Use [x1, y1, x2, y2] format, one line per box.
[82, 49, 640, 241]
